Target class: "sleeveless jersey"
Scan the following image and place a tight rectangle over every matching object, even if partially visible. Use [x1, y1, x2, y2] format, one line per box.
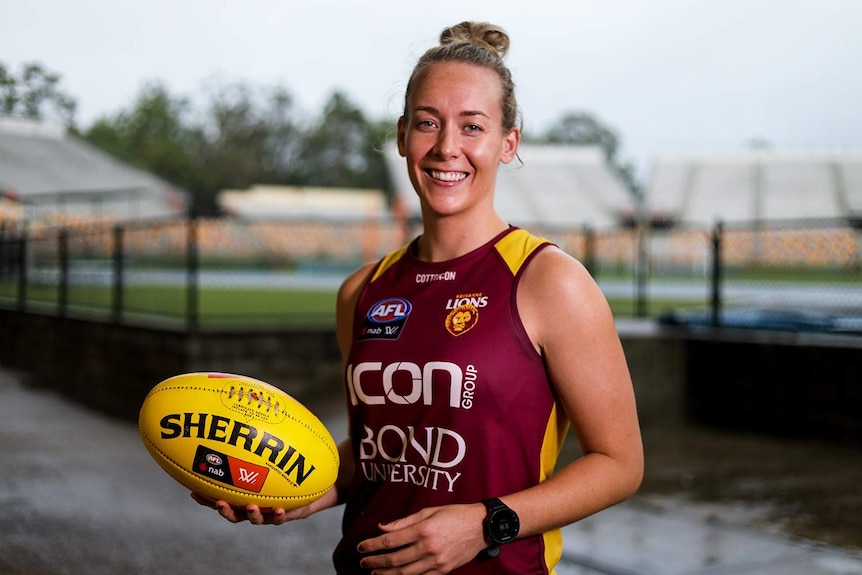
[333, 227, 570, 575]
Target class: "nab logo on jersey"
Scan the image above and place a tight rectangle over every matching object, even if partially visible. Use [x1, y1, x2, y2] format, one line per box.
[360, 298, 412, 340]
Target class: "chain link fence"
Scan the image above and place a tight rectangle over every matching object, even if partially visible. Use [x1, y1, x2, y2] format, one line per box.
[654, 218, 862, 333]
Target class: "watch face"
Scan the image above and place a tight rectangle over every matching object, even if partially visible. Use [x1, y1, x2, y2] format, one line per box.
[489, 508, 520, 544]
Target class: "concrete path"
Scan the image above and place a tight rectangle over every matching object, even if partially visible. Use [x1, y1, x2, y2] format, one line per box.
[1, 366, 861, 575]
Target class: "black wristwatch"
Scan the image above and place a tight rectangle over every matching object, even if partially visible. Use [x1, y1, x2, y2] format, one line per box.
[480, 497, 520, 558]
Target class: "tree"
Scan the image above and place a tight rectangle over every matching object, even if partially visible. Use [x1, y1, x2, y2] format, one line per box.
[183, 81, 305, 213]
[81, 80, 391, 215]
[366, 117, 398, 201]
[542, 111, 641, 196]
[0, 65, 16, 115]
[83, 80, 309, 215]
[0, 61, 77, 128]
[198, 82, 300, 189]
[83, 82, 197, 198]
[289, 92, 388, 190]
[545, 112, 620, 158]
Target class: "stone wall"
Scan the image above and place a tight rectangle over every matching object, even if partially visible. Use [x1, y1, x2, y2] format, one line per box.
[682, 328, 862, 444]
[0, 310, 342, 421]
[2, 309, 859, 443]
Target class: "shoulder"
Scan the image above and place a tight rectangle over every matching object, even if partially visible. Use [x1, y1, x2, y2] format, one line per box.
[335, 261, 377, 361]
[520, 245, 602, 306]
[338, 240, 413, 313]
[337, 261, 376, 308]
[518, 245, 617, 352]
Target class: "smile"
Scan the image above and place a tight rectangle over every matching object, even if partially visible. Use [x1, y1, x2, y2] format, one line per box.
[428, 170, 468, 182]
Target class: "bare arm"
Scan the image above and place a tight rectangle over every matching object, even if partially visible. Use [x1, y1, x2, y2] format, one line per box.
[503, 246, 644, 535]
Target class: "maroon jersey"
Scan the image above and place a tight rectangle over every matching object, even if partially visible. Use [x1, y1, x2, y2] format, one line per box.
[334, 227, 570, 575]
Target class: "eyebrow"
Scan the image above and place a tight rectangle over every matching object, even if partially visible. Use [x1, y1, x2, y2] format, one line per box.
[413, 105, 490, 120]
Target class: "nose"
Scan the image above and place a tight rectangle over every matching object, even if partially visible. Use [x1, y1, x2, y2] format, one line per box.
[432, 125, 459, 160]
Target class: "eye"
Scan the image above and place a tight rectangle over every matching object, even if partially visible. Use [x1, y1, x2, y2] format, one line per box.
[463, 123, 483, 134]
[416, 119, 438, 130]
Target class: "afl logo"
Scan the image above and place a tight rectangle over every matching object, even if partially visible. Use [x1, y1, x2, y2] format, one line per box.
[367, 298, 412, 323]
[206, 453, 223, 466]
[360, 298, 412, 340]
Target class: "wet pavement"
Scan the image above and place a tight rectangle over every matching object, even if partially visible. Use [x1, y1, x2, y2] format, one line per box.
[2, 366, 861, 575]
[559, 501, 862, 575]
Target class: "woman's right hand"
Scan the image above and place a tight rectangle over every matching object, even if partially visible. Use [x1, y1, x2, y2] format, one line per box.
[191, 486, 339, 525]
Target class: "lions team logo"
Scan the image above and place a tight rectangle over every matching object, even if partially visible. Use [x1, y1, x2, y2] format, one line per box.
[444, 292, 487, 337]
[445, 304, 479, 336]
[360, 297, 412, 340]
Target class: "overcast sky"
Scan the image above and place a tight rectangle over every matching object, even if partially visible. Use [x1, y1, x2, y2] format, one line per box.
[3, 0, 861, 179]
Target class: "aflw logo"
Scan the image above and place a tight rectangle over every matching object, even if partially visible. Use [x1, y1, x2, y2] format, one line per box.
[238, 467, 261, 485]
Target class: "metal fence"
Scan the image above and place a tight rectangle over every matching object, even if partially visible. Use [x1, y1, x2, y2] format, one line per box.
[1, 215, 860, 334]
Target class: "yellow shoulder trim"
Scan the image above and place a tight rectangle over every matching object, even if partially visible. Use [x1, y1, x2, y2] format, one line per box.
[370, 245, 410, 283]
[494, 228, 550, 276]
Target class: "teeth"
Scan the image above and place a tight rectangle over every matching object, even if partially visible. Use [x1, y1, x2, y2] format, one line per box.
[430, 170, 467, 182]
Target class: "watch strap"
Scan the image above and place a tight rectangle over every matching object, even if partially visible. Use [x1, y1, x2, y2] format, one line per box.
[481, 497, 507, 514]
[479, 496, 519, 559]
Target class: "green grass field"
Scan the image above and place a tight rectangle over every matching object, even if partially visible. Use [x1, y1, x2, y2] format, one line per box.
[0, 282, 339, 329]
[1, 279, 701, 330]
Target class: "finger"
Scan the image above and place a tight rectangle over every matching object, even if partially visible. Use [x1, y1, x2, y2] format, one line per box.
[357, 510, 439, 554]
[244, 504, 266, 524]
[270, 508, 289, 525]
[189, 492, 217, 510]
[359, 547, 439, 575]
[245, 505, 292, 525]
[199, 496, 242, 522]
[215, 501, 245, 523]
[375, 507, 434, 533]
[358, 527, 415, 555]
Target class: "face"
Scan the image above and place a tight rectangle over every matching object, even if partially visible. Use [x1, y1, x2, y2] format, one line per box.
[452, 310, 472, 332]
[397, 61, 520, 220]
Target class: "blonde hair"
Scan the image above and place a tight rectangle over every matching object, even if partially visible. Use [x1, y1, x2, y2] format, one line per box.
[404, 21, 520, 131]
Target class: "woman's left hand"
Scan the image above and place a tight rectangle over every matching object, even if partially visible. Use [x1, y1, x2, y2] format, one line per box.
[357, 503, 488, 574]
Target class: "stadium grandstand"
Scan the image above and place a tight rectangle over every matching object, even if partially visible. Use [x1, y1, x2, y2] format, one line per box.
[0, 116, 188, 225]
[646, 149, 862, 226]
[384, 141, 638, 230]
[218, 185, 389, 221]
[216, 185, 398, 263]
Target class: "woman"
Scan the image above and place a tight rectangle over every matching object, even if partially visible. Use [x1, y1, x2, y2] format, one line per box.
[198, 21, 643, 575]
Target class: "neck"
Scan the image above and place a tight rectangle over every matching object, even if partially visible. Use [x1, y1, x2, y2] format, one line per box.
[415, 211, 509, 262]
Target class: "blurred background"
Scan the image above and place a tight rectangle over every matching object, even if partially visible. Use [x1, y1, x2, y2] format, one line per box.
[1, 1, 861, 573]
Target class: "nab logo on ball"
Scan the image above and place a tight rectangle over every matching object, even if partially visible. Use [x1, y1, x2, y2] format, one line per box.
[360, 297, 412, 341]
[192, 446, 269, 493]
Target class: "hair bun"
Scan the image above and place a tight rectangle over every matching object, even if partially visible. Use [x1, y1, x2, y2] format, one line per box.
[440, 21, 510, 58]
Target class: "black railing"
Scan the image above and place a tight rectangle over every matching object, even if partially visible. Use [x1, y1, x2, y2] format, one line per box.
[1, 216, 860, 334]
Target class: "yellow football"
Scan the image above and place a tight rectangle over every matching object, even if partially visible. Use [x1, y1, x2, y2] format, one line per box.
[139, 372, 339, 510]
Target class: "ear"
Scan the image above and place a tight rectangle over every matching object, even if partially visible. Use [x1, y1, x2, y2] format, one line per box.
[500, 127, 521, 165]
[396, 116, 407, 157]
